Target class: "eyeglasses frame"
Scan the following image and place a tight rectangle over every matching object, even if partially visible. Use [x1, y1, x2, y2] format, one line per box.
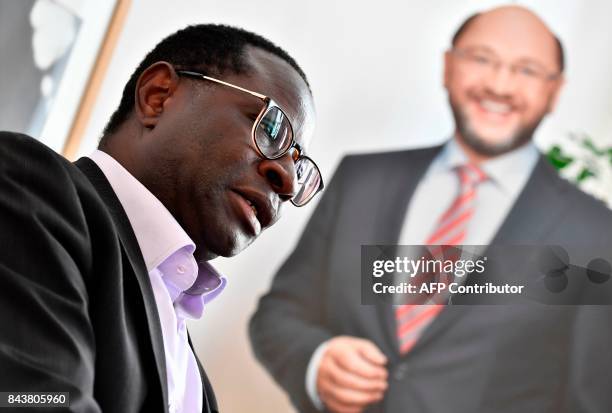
[449, 47, 562, 82]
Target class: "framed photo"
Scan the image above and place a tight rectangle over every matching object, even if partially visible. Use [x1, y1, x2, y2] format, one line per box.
[0, 0, 131, 158]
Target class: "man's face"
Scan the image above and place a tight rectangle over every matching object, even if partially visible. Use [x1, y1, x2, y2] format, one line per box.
[444, 8, 564, 156]
[137, 47, 315, 260]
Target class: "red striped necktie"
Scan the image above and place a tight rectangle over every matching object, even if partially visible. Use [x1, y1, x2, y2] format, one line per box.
[395, 163, 487, 354]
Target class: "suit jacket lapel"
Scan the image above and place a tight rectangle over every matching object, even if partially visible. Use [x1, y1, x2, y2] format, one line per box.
[372, 146, 443, 357]
[75, 157, 169, 410]
[372, 146, 444, 243]
[187, 334, 217, 413]
[490, 155, 569, 244]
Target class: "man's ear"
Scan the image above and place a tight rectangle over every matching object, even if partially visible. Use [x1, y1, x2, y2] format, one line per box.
[546, 74, 565, 114]
[134, 61, 179, 129]
[443, 50, 452, 89]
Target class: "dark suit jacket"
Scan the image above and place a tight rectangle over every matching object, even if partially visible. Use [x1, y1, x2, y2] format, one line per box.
[250, 146, 612, 413]
[0, 132, 218, 412]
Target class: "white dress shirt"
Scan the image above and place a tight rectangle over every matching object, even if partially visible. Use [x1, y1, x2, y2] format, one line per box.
[305, 139, 539, 409]
[89, 150, 226, 413]
[399, 138, 539, 245]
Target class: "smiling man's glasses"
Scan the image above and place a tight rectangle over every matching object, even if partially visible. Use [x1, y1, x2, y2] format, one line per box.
[177, 70, 324, 206]
[450, 48, 561, 85]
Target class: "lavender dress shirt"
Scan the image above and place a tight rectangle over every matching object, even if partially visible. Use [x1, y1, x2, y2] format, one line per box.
[89, 150, 226, 413]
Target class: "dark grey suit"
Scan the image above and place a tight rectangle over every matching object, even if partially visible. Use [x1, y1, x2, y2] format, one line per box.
[250, 146, 612, 413]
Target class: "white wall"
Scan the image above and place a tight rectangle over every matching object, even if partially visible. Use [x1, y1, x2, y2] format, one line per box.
[76, 1, 612, 411]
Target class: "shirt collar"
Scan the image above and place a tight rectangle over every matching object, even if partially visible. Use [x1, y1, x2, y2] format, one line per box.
[160, 250, 226, 320]
[430, 138, 539, 195]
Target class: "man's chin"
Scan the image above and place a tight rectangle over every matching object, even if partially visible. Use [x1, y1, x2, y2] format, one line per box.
[452, 104, 536, 158]
[460, 134, 522, 157]
[458, 121, 534, 157]
[214, 232, 256, 258]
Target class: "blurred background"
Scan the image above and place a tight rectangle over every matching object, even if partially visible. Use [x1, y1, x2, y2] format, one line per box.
[2, 0, 612, 411]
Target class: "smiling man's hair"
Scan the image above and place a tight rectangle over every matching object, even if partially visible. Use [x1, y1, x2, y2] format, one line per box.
[451, 11, 565, 72]
[103, 24, 310, 136]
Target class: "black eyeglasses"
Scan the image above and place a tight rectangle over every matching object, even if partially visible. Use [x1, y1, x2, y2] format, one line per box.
[177, 70, 324, 206]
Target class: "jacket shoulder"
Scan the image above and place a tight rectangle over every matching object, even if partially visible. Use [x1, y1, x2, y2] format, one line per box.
[557, 172, 612, 227]
[332, 145, 442, 179]
[0, 131, 76, 176]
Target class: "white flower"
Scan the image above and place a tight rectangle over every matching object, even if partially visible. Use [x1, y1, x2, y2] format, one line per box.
[549, 132, 612, 209]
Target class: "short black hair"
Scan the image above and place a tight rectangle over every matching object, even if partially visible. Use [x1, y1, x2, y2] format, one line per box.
[451, 12, 565, 73]
[103, 24, 310, 135]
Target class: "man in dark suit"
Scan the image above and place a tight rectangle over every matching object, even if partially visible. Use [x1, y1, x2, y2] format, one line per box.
[250, 6, 612, 413]
[0, 25, 322, 412]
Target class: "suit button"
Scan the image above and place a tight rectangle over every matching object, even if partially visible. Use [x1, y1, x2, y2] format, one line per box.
[393, 363, 408, 380]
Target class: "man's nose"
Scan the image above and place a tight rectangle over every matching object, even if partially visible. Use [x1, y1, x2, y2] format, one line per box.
[484, 64, 518, 97]
[258, 154, 298, 202]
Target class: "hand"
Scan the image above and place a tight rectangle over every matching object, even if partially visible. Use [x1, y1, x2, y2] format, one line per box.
[317, 336, 388, 413]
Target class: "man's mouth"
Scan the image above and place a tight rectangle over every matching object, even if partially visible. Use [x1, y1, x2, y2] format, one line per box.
[230, 189, 276, 236]
[231, 191, 262, 236]
[478, 98, 513, 115]
[244, 197, 258, 216]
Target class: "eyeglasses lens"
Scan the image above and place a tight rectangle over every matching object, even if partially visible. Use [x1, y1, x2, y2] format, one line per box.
[292, 157, 321, 206]
[255, 107, 292, 158]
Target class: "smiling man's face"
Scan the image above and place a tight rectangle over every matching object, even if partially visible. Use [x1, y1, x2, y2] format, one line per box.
[444, 6, 564, 158]
[135, 47, 315, 260]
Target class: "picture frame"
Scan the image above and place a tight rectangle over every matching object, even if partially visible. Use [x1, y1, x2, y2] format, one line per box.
[0, 0, 131, 159]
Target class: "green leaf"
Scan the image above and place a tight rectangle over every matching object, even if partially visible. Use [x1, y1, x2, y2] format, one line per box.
[547, 145, 573, 170]
[582, 137, 606, 156]
[577, 168, 595, 182]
